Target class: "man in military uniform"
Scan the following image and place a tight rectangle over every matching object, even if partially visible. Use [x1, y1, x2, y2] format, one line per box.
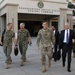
[0, 23, 15, 69]
[17, 23, 32, 66]
[36, 21, 55, 72]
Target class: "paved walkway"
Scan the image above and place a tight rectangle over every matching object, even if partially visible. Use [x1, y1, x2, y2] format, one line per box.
[0, 37, 75, 75]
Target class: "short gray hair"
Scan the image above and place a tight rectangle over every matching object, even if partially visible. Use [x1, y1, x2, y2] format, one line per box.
[65, 22, 70, 26]
[20, 23, 25, 27]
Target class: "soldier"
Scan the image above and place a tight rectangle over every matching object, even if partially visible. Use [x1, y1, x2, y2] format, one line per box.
[0, 23, 15, 69]
[36, 21, 55, 72]
[16, 23, 32, 66]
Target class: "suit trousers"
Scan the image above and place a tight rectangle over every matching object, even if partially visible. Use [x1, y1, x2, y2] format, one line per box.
[62, 43, 72, 69]
[54, 43, 58, 61]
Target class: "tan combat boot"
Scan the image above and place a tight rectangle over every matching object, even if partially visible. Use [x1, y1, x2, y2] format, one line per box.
[8, 59, 12, 65]
[48, 61, 51, 68]
[20, 60, 24, 66]
[5, 63, 9, 69]
[73, 53, 75, 58]
[23, 58, 26, 62]
[42, 65, 46, 73]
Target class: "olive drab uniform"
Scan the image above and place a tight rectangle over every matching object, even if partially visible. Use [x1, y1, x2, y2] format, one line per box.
[18, 29, 30, 62]
[37, 28, 55, 65]
[3, 30, 15, 64]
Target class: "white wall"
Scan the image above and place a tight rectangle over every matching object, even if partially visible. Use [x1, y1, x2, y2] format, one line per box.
[29, 0, 67, 3]
[17, 0, 67, 15]
[7, 0, 18, 4]
[0, 0, 2, 2]
[0, 0, 69, 16]
[0, 0, 7, 9]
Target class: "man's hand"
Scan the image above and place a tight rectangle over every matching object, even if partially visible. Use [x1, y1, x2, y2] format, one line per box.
[72, 39, 75, 44]
[37, 45, 40, 50]
[0, 36, 2, 45]
[0, 41, 2, 45]
[29, 41, 32, 46]
[14, 45, 18, 50]
[28, 37, 32, 46]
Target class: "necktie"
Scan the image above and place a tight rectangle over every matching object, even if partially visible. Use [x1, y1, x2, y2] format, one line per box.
[66, 30, 69, 44]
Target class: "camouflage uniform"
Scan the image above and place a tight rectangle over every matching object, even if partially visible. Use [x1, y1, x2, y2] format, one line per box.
[37, 28, 55, 65]
[3, 30, 15, 64]
[18, 29, 30, 62]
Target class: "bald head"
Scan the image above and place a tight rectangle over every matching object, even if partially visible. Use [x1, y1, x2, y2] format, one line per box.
[65, 22, 70, 30]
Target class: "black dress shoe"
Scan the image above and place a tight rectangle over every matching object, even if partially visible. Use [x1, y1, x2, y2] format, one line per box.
[62, 62, 65, 67]
[54, 59, 57, 62]
[68, 69, 71, 72]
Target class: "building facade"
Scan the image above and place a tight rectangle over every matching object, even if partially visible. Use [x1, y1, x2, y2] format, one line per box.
[0, 0, 73, 36]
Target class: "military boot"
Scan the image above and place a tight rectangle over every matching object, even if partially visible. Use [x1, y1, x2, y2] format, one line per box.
[5, 63, 9, 69]
[42, 65, 46, 72]
[23, 60, 26, 62]
[10, 59, 12, 62]
[23, 58, 26, 62]
[20, 60, 24, 66]
[73, 53, 75, 58]
[8, 59, 12, 65]
[48, 60, 51, 68]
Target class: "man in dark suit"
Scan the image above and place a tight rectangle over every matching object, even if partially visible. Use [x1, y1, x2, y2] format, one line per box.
[73, 28, 75, 58]
[59, 22, 74, 72]
[51, 26, 60, 62]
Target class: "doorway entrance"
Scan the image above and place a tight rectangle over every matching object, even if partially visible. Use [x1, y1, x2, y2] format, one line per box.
[51, 21, 58, 30]
[18, 21, 42, 36]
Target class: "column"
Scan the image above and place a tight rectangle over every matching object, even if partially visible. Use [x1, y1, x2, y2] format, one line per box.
[67, 14, 73, 29]
[48, 19, 51, 28]
[47, 19, 51, 27]
[0, 16, 4, 35]
[58, 16, 60, 32]
[0, 16, 2, 35]
[58, 8, 67, 31]
[6, 4, 18, 32]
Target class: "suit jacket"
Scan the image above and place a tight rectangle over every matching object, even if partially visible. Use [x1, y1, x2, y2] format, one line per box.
[55, 30, 59, 45]
[59, 29, 74, 49]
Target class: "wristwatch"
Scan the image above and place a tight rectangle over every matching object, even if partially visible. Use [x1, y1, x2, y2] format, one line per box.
[15, 45, 17, 46]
